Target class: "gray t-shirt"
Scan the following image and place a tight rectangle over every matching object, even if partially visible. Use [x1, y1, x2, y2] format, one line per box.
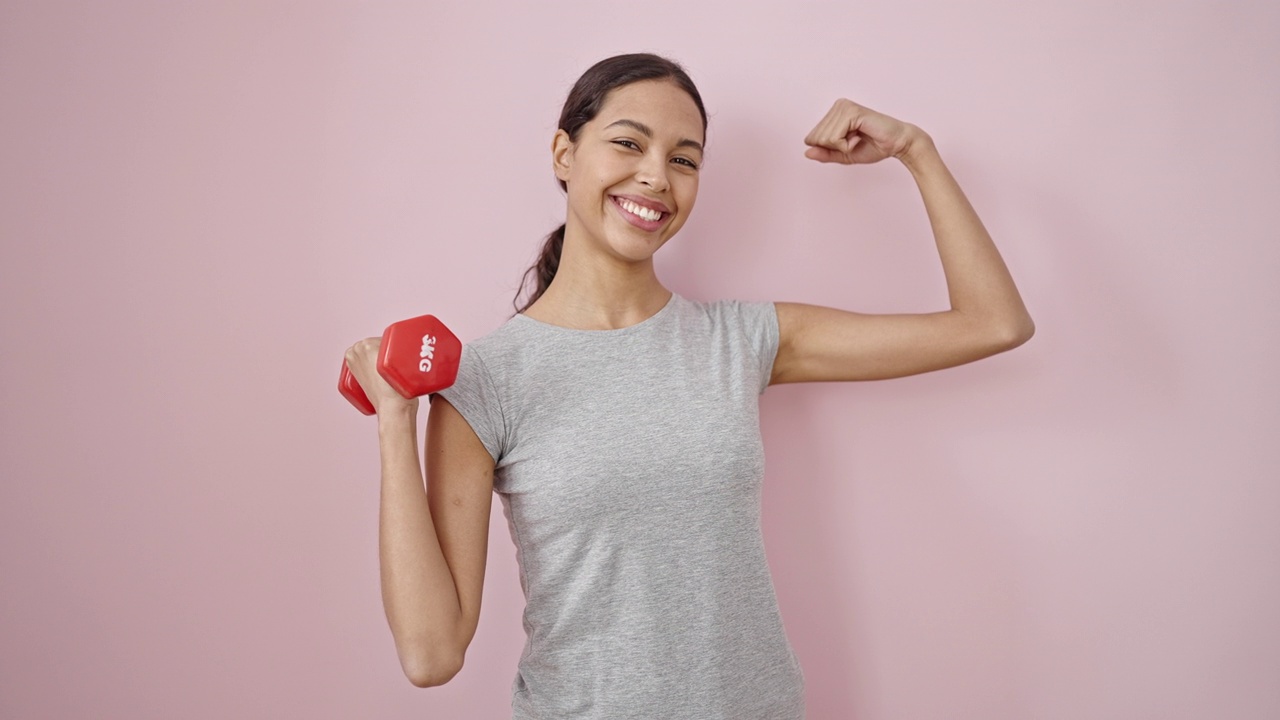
[437, 293, 805, 719]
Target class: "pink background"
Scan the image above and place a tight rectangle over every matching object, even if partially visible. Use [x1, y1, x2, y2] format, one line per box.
[2, 1, 1277, 718]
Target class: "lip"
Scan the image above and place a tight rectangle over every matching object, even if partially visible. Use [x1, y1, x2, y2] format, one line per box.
[610, 194, 670, 214]
[609, 195, 668, 232]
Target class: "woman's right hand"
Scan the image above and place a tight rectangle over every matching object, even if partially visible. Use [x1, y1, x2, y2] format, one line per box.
[344, 338, 419, 415]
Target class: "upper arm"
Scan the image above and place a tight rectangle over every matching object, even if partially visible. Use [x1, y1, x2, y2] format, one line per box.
[770, 302, 1034, 384]
[424, 395, 496, 656]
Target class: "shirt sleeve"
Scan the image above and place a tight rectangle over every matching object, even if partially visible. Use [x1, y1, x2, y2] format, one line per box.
[726, 299, 781, 395]
[432, 344, 505, 463]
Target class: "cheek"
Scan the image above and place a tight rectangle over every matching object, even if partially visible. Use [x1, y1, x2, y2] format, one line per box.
[679, 179, 699, 212]
[567, 179, 607, 211]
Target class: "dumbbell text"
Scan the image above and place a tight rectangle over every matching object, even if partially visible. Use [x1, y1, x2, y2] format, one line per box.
[419, 335, 437, 373]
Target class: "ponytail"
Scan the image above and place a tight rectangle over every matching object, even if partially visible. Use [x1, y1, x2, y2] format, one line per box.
[514, 224, 565, 314]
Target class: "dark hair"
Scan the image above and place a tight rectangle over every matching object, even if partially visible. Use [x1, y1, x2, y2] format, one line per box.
[512, 53, 709, 314]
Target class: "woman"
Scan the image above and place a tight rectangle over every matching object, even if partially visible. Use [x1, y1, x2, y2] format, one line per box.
[344, 52, 1033, 718]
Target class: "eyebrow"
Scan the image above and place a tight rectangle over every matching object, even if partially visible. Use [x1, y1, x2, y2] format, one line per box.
[604, 119, 704, 155]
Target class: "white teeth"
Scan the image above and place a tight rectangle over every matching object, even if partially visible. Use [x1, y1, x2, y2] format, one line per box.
[616, 197, 662, 222]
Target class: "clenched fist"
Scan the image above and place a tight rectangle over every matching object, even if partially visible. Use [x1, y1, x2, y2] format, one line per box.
[803, 99, 927, 165]
[343, 337, 419, 415]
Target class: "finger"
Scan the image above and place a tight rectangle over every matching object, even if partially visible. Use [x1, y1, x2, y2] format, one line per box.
[838, 108, 867, 147]
[346, 338, 379, 364]
[803, 118, 828, 147]
[806, 121, 843, 152]
[850, 141, 884, 164]
[822, 105, 859, 152]
[805, 146, 848, 164]
[807, 107, 841, 148]
[804, 100, 847, 146]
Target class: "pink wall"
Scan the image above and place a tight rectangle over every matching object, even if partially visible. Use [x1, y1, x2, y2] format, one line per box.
[2, 2, 1277, 718]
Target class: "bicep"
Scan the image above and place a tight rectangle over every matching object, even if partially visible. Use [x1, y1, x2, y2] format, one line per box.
[424, 396, 496, 650]
[771, 302, 1029, 384]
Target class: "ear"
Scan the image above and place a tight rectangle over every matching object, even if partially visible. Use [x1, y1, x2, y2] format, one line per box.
[551, 129, 574, 183]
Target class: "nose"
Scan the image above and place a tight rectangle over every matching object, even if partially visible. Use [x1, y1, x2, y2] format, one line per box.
[635, 153, 670, 193]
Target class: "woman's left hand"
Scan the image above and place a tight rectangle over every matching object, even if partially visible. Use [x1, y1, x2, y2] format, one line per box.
[803, 99, 925, 165]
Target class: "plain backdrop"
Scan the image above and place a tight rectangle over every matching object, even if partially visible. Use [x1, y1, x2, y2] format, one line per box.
[2, 1, 1277, 718]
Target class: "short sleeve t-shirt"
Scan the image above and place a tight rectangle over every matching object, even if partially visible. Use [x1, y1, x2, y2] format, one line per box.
[436, 293, 805, 719]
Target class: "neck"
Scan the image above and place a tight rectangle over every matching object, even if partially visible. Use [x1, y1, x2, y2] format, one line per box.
[524, 233, 672, 331]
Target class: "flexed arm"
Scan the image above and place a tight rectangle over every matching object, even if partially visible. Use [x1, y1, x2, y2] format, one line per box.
[772, 99, 1034, 384]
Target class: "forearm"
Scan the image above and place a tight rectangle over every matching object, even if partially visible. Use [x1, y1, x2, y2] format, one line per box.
[376, 407, 464, 681]
[900, 132, 1034, 339]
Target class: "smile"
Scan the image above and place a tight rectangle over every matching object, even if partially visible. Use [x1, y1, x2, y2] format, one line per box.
[611, 194, 670, 222]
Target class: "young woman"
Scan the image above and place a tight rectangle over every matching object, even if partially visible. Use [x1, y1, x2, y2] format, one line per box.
[343, 53, 1033, 718]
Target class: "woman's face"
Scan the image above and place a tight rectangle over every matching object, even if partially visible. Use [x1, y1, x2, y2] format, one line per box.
[553, 79, 705, 266]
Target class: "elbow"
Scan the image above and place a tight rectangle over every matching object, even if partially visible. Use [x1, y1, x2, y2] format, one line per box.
[973, 312, 1034, 354]
[997, 314, 1035, 350]
[403, 648, 464, 689]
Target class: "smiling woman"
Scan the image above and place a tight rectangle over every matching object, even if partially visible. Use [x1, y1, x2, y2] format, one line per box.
[342, 51, 1032, 719]
[533, 77, 708, 289]
[510, 56, 711, 322]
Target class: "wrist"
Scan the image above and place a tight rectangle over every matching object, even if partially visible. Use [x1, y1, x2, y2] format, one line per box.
[376, 400, 419, 428]
[897, 126, 937, 170]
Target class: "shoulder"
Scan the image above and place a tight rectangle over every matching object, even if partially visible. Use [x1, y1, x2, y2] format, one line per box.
[463, 314, 526, 352]
[677, 296, 779, 344]
[440, 315, 532, 398]
[455, 314, 539, 368]
[673, 294, 779, 361]
[435, 318, 532, 463]
[669, 295, 779, 393]
[672, 294, 777, 325]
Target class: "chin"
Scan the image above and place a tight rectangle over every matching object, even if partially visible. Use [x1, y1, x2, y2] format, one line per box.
[612, 233, 671, 261]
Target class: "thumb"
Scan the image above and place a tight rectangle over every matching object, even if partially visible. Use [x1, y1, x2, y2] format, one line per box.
[805, 146, 846, 164]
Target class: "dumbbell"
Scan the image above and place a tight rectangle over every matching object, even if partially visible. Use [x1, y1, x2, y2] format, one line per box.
[339, 314, 462, 415]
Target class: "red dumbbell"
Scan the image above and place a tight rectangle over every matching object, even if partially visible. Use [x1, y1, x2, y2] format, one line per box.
[339, 315, 462, 415]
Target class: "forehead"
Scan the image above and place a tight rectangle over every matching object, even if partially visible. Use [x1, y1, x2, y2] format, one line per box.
[595, 80, 704, 143]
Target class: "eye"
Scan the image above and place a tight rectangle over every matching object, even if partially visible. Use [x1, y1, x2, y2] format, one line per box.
[612, 139, 640, 150]
[673, 157, 699, 169]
